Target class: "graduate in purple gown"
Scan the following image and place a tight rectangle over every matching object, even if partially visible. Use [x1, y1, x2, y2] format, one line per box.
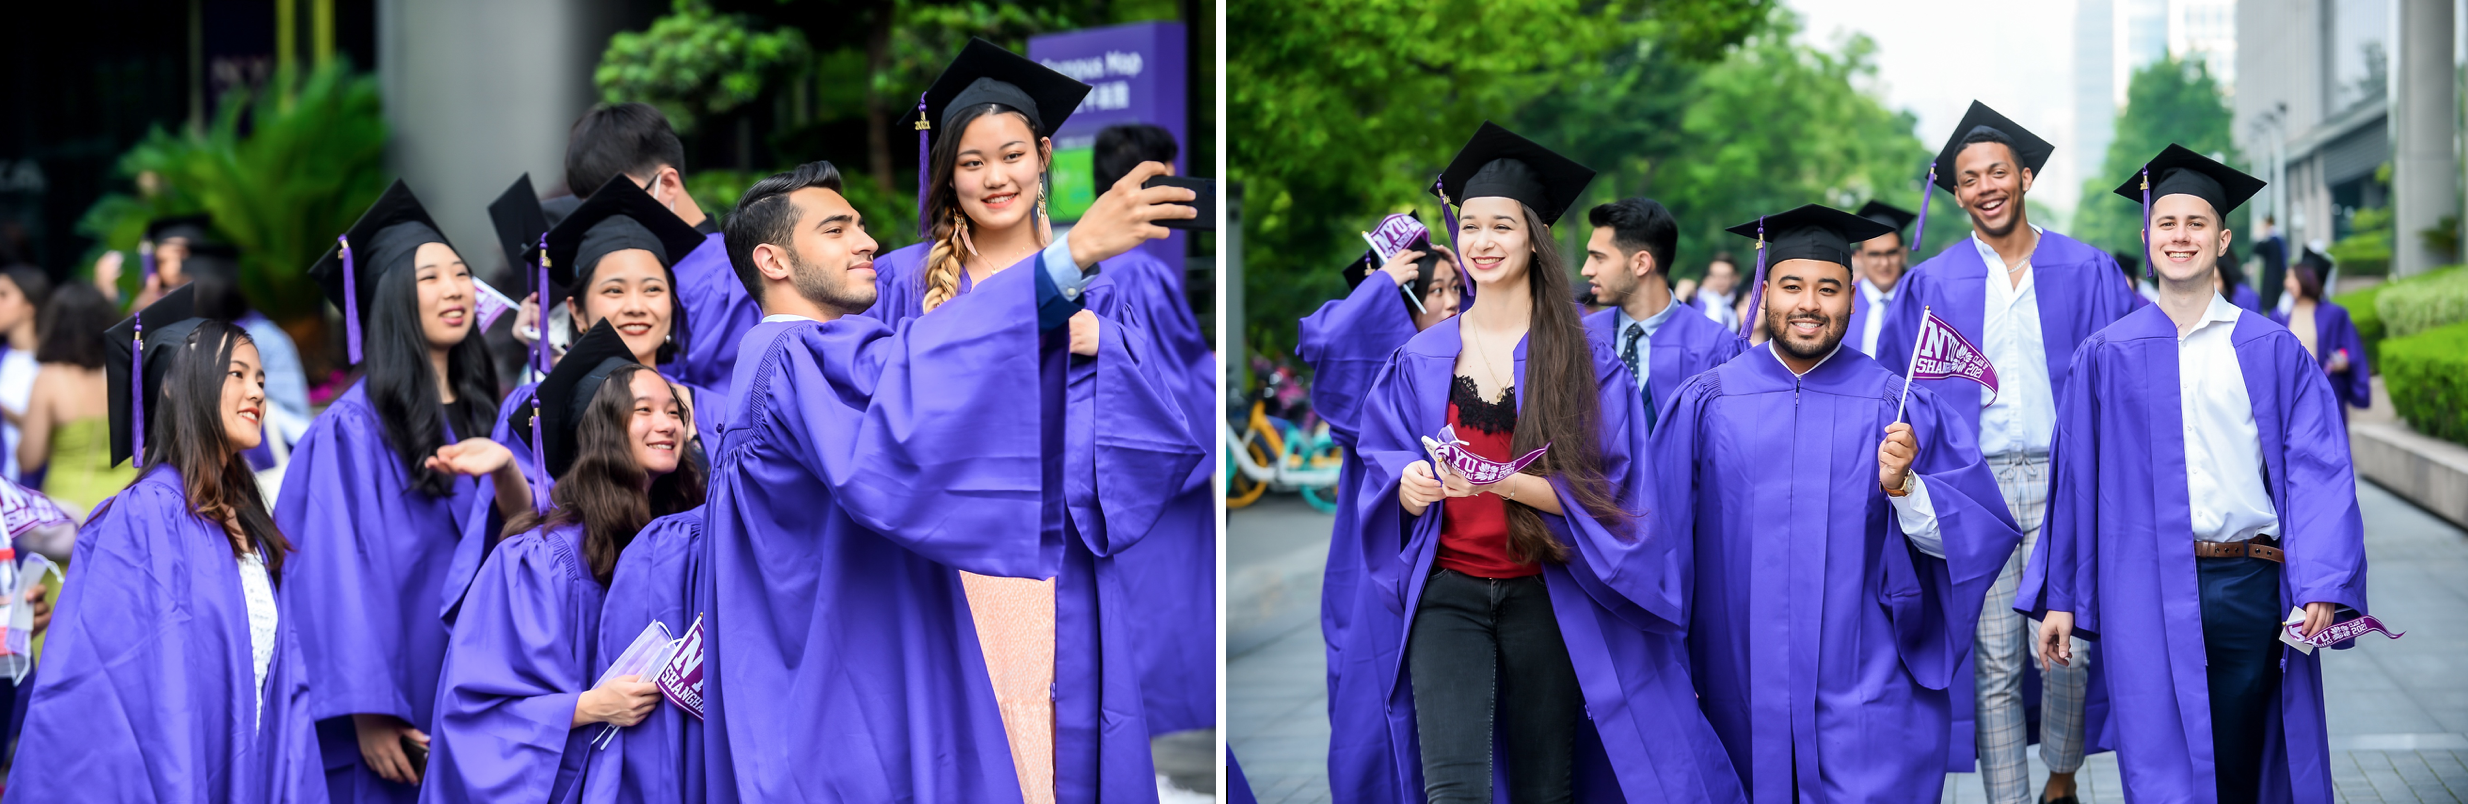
[6, 292, 325, 802]
[1875, 103, 2135, 802]
[280, 182, 526, 802]
[575, 507, 705, 804]
[694, 156, 1191, 803]
[861, 39, 1204, 802]
[1578, 196, 1743, 431]
[2268, 251, 2372, 414]
[444, 175, 732, 623]
[422, 322, 703, 804]
[1353, 122, 1741, 804]
[1658, 204, 2022, 803]
[1848, 200, 1914, 357]
[553, 102, 758, 399]
[2220, 249, 2266, 315]
[1303, 223, 1460, 804]
[2028, 145, 2369, 804]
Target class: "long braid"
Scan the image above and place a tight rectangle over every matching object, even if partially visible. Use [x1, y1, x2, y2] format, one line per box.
[922, 209, 968, 313]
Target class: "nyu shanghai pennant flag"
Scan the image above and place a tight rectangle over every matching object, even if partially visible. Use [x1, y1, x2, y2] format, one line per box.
[655, 614, 706, 720]
[1361, 212, 1431, 265]
[1908, 308, 2000, 402]
[0, 480, 69, 539]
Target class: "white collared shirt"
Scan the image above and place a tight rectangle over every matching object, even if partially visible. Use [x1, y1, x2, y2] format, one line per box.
[1699, 288, 1739, 330]
[1856, 278, 1894, 355]
[1765, 343, 1945, 558]
[1974, 228, 2058, 458]
[761, 313, 818, 323]
[2178, 293, 2279, 543]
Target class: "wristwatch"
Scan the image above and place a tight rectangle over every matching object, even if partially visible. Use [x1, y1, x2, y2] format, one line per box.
[1881, 472, 1913, 498]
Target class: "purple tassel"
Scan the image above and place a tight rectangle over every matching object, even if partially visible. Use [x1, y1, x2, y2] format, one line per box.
[534, 234, 552, 376]
[1433, 175, 1473, 305]
[1739, 216, 1767, 340]
[916, 94, 931, 239]
[340, 235, 362, 365]
[130, 317, 145, 463]
[2139, 168, 2154, 283]
[1911, 163, 1935, 254]
[528, 395, 546, 489]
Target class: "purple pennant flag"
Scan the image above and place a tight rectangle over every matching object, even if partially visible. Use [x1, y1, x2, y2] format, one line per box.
[1361, 212, 1431, 264]
[2282, 611, 2405, 654]
[655, 613, 706, 720]
[1908, 307, 2000, 399]
[0, 480, 69, 539]
[471, 278, 518, 333]
[1422, 424, 1550, 486]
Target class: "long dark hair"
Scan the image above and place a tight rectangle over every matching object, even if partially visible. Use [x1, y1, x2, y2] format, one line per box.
[362, 254, 500, 496]
[35, 283, 114, 369]
[920, 102, 1050, 313]
[142, 321, 292, 581]
[507, 364, 705, 585]
[1503, 202, 1628, 563]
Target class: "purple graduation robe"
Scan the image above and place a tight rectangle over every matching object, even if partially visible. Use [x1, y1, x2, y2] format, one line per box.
[701, 256, 1194, 803]
[1352, 317, 1744, 803]
[278, 385, 489, 803]
[1654, 344, 2021, 802]
[1581, 304, 1744, 415]
[867, 242, 1207, 797]
[662, 233, 760, 400]
[3, 467, 326, 803]
[2021, 305, 2368, 803]
[421, 522, 605, 804]
[2268, 302, 2372, 410]
[1873, 230, 2134, 765]
[1296, 277, 1421, 803]
[2230, 283, 2264, 315]
[577, 509, 705, 804]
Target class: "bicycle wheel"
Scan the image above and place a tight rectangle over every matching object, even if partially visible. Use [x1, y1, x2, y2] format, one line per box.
[1227, 437, 1272, 508]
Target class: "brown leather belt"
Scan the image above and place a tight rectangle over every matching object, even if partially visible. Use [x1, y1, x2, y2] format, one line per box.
[2195, 537, 2282, 563]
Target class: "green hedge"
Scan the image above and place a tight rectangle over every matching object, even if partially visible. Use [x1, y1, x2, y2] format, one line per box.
[2382, 320, 2468, 445]
[2377, 267, 2468, 338]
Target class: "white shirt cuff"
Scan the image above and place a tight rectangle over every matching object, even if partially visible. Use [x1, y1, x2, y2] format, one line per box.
[1891, 474, 1945, 559]
[1040, 233, 1089, 301]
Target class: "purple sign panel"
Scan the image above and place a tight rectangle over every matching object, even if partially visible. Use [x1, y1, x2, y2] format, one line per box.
[1030, 21, 1189, 273]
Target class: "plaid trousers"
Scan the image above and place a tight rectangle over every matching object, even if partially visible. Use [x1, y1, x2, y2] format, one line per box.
[1974, 452, 2090, 804]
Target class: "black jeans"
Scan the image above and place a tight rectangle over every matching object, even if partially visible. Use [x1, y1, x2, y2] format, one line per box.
[1408, 569, 1580, 804]
[2200, 555, 2283, 804]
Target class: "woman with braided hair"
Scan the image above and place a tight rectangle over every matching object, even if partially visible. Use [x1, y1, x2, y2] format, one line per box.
[864, 37, 1205, 804]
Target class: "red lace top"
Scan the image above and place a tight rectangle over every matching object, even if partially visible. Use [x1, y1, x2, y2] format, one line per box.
[1436, 377, 1539, 579]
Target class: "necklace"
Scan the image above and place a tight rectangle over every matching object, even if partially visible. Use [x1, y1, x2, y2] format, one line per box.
[1468, 322, 1510, 399]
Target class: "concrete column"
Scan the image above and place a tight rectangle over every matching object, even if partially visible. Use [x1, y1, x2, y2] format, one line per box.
[378, 0, 635, 283]
[2391, 0, 2459, 276]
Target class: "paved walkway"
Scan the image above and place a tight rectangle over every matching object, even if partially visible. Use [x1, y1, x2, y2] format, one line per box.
[1227, 482, 2468, 803]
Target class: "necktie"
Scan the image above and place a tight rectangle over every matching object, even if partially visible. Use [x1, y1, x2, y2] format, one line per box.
[1623, 323, 1656, 432]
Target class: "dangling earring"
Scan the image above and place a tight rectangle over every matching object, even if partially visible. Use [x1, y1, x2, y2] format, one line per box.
[955, 208, 979, 257]
[1036, 180, 1052, 247]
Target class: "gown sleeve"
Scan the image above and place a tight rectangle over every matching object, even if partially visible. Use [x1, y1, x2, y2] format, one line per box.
[1549, 342, 1686, 635]
[2272, 339, 2369, 614]
[424, 530, 594, 804]
[2023, 343, 2105, 637]
[1347, 355, 1432, 617]
[1298, 279, 1417, 445]
[275, 405, 423, 722]
[1883, 383, 2023, 689]
[1065, 283, 1207, 556]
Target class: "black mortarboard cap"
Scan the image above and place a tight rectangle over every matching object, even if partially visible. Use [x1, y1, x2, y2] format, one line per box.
[145, 214, 216, 246]
[306, 180, 454, 364]
[1434, 122, 1597, 226]
[921, 38, 1092, 142]
[1856, 200, 1917, 237]
[1724, 204, 1895, 269]
[489, 174, 551, 293]
[105, 285, 207, 467]
[1932, 101, 2055, 193]
[545, 175, 707, 288]
[2109, 143, 2266, 219]
[523, 319, 640, 479]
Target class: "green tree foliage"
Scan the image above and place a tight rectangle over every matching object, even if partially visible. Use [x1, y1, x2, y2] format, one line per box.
[596, 0, 814, 135]
[2073, 55, 2240, 261]
[76, 63, 390, 322]
[1231, 3, 1955, 354]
